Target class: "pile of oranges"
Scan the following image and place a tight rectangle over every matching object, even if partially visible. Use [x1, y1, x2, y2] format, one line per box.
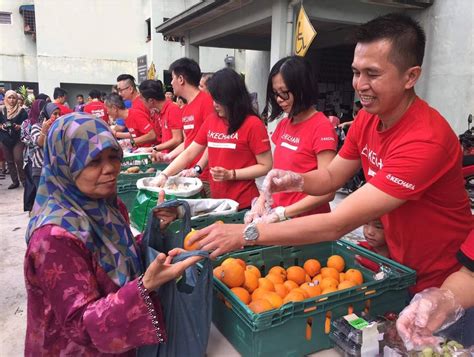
[213, 255, 364, 314]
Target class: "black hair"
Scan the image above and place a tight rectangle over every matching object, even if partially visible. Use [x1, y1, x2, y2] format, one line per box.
[207, 68, 257, 135]
[139, 80, 165, 101]
[89, 89, 101, 99]
[37, 93, 50, 101]
[263, 56, 318, 122]
[104, 93, 126, 110]
[169, 57, 201, 88]
[354, 13, 426, 71]
[53, 87, 67, 99]
[116, 74, 137, 89]
[177, 96, 187, 104]
[76, 94, 84, 98]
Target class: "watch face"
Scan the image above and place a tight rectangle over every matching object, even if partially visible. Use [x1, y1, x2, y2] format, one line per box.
[244, 223, 259, 241]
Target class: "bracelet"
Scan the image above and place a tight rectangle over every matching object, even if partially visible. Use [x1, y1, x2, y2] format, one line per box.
[137, 275, 165, 343]
[130, 137, 136, 147]
[232, 169, 236, 180]
[160, 172, 169, 179]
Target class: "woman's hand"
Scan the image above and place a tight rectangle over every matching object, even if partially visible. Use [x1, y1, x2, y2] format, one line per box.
[188, 223, 245, 259]
[178, 168, 198, 177]
[210, 166, 232, 181]
[141, 249, 203, 291]
[152, 151, 172, 163]
[42, 118, 54, 135]
[244, 196, 268, 223]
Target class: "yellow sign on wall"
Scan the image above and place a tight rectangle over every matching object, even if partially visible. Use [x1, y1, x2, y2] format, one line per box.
[294, 5, 317, 57]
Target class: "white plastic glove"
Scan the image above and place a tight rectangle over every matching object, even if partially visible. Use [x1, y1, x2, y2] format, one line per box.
[155, 173, 168, 188]
[396, 288, 464, 351]
[152, 151, 173, 163]
[244, 196, 269, 224]
[178, 168, 199, 178]
[262, 169, 304, 206]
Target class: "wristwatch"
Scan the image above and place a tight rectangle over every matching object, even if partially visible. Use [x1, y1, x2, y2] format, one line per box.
[243, 222, 259, 245]
[274, 206, 287, 221]
[194, 164, 203, 175]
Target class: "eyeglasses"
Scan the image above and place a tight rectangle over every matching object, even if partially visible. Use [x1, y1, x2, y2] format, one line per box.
[117, 86, 131, 93]
[272, 90, 290, 101]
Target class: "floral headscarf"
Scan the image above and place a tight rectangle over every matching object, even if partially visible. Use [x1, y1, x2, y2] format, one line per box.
[26, 113, 143, 286]
[5, 90, 21, 119]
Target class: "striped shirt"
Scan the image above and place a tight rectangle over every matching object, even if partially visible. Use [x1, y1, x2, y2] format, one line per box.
[30, 124, 45, 175]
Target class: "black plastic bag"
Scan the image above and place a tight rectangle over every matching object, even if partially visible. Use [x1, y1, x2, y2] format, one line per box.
[138, 200, 213, 357]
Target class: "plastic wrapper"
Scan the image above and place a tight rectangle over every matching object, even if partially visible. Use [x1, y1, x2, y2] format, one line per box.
[332, 315, 390, 345]
[178, 168, 199, 178]
[181, 198, 239, 219]
[396, 288, 465, 351]
[243, 196, 269, 224]
[261, 169, 304, 205]
[137, 176, 203, 198]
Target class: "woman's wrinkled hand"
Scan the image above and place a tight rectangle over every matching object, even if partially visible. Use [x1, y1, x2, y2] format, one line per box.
[142, 249, 203, 290]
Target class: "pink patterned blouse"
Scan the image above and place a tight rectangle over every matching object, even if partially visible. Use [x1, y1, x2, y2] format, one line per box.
[24, 225, 167, 356]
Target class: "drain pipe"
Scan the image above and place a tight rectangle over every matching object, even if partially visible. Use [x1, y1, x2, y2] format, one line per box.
[286, 0, 300, 55]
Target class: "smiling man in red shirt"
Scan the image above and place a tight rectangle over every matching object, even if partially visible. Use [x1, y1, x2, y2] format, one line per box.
[83, 89, 108, 123]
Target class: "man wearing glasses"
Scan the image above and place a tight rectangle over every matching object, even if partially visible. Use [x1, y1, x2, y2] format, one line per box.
[116, 74, 150, 116]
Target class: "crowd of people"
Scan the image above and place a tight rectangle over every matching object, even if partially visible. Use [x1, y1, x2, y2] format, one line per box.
[0, 11, 469, 356]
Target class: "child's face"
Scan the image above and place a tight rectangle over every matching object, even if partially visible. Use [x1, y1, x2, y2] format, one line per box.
[363, 220, 385, 248]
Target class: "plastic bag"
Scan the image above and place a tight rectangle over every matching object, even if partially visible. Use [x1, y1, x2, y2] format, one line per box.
[182, 198, 239, 219]
[138, 200, 213, 357]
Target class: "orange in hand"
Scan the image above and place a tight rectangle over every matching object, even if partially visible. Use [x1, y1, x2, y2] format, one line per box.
[183, 229, 199, 250]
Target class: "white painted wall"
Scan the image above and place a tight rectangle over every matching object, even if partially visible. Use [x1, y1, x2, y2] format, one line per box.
[0, 0, 38, 82]
[414, 0, 474, 134]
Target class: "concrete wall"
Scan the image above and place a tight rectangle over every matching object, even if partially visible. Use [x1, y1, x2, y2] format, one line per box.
[0, 0, 38, 82]
[245, 49, 270, 113]
[414, 0, 474, 134]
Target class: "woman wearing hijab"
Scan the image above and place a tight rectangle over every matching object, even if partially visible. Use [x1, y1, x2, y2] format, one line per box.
[0, 90, 28, 188]
[21, 99, 47, 211]
[29, 103, 60, 193]
[24, 113, 200, 355]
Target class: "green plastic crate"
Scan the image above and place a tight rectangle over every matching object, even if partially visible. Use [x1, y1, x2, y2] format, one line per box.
[212, 241, 416, 357]
[189, 209, 248, 230]
[117, 183, 139, 213]
[121, 154, 168, 172]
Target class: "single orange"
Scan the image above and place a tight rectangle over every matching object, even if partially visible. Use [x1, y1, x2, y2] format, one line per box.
[321, 286, 338, 295]
[268, 266, 287, 280]
[262, 291, 283, 309]
[246, 265, 262, 279]
[274, 283, 288, 299]
[258, 277, 275, 291]
[251, 287, 269, 301]
[283, 280, 299, 291]
[233, 258, 247, 269]
[222, 257, 246, 269]
[221, 262, 245, 288]
[231, 287, 251, 304]
[183, 229, 199, 250]
[221, 257, 236, 266]
[300, 282, 322, 297]
[319, 277, 339, 291]
[291, 287, 310, 299]
[345, 269, 364, 285]
[283, 290, 305, 304]
[249, 299, 273, 313]
[312, 273, 323, 284]
[243, 270, 259, 293]
[327, 255, 345, 273]
[213, 266, 224, 281]
[286, 266, 306, 285]
[321, 267, 340, 282]
[303, 259, 321, 277]
[338, 280, 356, 291]
[266, 273, 285, 285]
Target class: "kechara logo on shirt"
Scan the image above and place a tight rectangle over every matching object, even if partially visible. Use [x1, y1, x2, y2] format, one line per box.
[386, 174, 415, 191]
[361, 144, 383, 170]
[207, 131, 239, 140]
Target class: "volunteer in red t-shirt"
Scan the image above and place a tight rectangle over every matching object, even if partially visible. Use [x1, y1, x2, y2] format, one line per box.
[105, 93, 156, 147]
[139, 80, 184, 154]
[52, 87, 73, 116]
[83, 89, 109, 123]
[154, 68, 272, 209]
[245, 56, 337, 223]
[152, 58, 215, 196]
[189, 14, 473, 297]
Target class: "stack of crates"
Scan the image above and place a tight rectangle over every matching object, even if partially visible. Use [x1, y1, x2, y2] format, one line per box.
[211, 241, 416, 357]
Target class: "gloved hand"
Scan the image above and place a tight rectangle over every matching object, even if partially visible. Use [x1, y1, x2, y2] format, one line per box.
[178, 168, 199, 177]
[152, 151, 173, 163]
[155, 173, 169, 188]
[244, 196, 269, 224]
[396, 288, 464, 351]
[262, 169, 304, 206]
